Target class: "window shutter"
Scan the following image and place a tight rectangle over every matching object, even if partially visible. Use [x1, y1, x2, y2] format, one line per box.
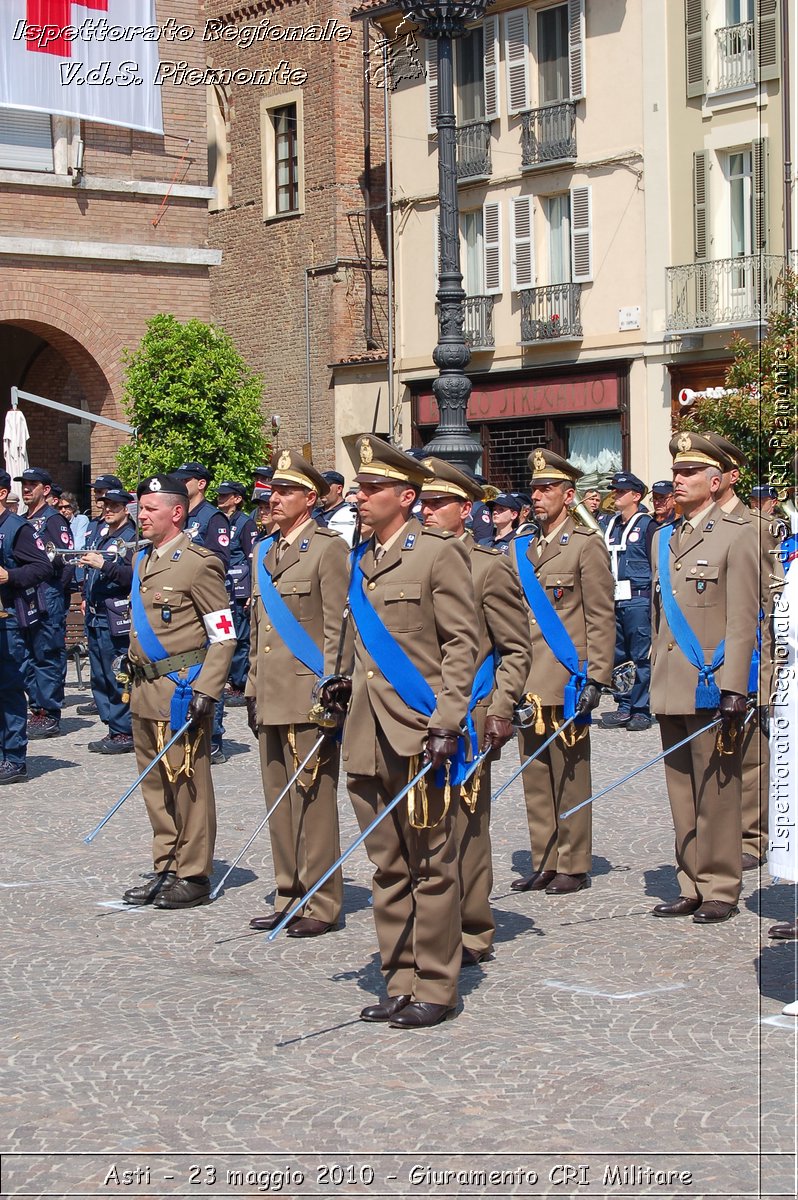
[483, 200, 502, 294]
[511, 195, 535, 290]
[685, 0, 706, 98]
[752, 138, 768, 252]
[756, 0, 779, 82]
[483, 15, 500, 121]
[504, 9, 530, 116]
[570, 185, 592, 282]
[0, 109, 53, 171]
[568, 0, 586, 100]
[425, 39, 439, 133]
[692, 150, 709, 260]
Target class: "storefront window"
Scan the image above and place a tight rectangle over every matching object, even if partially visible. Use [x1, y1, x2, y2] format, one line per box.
[566, 419, 621, 487]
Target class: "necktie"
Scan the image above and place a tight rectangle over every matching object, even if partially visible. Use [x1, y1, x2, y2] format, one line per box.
[536, 538, 545, 559]
[276, 538, 288, 563]
[374, 544, 386, 565]
[679, 520, 692, 546]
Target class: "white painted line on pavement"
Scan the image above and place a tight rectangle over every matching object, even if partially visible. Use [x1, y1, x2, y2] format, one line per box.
[543, 979, 688, 1000]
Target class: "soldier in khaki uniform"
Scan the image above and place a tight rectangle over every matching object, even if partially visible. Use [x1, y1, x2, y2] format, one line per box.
[245, 452, 352, 938]
[419, 457, 531, 964]
[123, 476, 236, 909]
[511, 450, 615, 895]
[704, 433, 784, 871]
[343, 436, 479, 1028]
[650, 434, 759, 922]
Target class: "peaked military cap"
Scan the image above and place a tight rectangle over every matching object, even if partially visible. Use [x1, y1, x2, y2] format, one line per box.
[669, 431, 733, 472]
[353, 434, 433, 488]
[703, 432, 748, 469]
[271, 449, 329, 496]
[418, 456, 485, 502]
[136, 474, 189, 500]
[528, 448, 583, 487]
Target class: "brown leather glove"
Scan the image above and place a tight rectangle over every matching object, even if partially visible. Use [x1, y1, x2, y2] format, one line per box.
[317, 675, 352, 715]
[186, 691, 214, 730]
[481, 715, 514, 751]
[245, 696, 258, 738]
[423, 728, 460, 771]
[719, 690, 747, 735]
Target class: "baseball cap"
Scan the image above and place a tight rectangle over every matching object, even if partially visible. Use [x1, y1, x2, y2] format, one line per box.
[491, 492, 523, 513]
[751, 485, 779, 500]
[102, 488, 135, 506]
[92, 474, 124, 490]
[15, 467, 52, 485]
[651, 480, 674, 496]
[172, 462, 212, 482]
[609, 471, 646, 494]
[217, 481, 248, 500]
[322, 470, 345, 487]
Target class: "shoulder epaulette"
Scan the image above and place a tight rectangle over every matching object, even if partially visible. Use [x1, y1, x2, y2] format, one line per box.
[472, 542, 501, 556]
[313, 525, 339, 538]
[186, 541, 214, 557]
[573, 524, 596, 537]
[421, 526, 454, 539]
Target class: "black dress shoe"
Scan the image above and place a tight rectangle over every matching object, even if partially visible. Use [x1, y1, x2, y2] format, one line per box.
[153, 876, 211, 909]
[249, 911, 296, 931]
[360, 994, 412, 1022]
[652, 896, 701, 917]
[692, 900, 738, 924]
[545, 872, 589, 894]
[389, 1002, 454, 1028]
[123, 871, 176, 906]
[461, 946, 491, 966]
[510, 870, 556, 892]
[741, 852, 763, 871]
[285, 917, 333, 938]
[769, 921, 798, 940]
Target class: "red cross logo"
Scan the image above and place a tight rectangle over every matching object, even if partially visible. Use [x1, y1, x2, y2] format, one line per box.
[26, 0, 109, 57]
[215, 613, 233, 636]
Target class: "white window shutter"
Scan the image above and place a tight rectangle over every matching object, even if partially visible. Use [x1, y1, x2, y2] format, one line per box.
[685, 0, 706, 98]
[483, 200, 502, 294]
[692, 150, 709, 260]
[570, 185, 592, 282]
[568, 0, 586, 100]
[511, 195, 535, 290]
[0, 109, 53, 171]
[504, 9, 530, 115]
[425, 39, 439, 133]
[752, 137, 768, 252]
[483, 15, 500, 121]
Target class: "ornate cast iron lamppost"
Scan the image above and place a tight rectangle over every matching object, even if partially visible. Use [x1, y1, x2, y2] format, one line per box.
[398, 0, 490, 472]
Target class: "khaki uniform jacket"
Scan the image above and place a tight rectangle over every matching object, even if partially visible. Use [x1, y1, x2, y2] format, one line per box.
[128, 533, 235, 721]
[465, 533, 532, 722]
[650, 503, 759, 714]
[342, 520, 479, 773]
[246, 523, 351, 726]
[726, 495, 784, 702]
[511, 517, 615, 706]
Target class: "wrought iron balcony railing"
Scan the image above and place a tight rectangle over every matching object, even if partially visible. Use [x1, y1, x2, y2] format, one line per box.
[520, 283, 582, 343]
[666, 255, 787, 332]
[456, 121, 492, 181]
[435, 295, 495, 349]
[520, 101, 577, 169]
[715, 21, 755, 91]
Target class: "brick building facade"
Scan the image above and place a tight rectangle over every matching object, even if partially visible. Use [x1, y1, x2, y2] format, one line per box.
[203, 0, 388, 470]
[0, 0, 216, 499]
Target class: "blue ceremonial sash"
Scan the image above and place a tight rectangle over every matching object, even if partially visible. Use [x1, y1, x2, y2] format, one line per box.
[512, 535, 589, 723]
[657, 524, 725, 709]
[465, 649, 500, 758]
[130, 550, 203, 731]
[348, 541, 469, 784]
[255, 536, 324, 678]
[747, 616, 763, 696]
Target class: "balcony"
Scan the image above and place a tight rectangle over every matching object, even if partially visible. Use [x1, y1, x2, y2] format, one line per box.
[463, 295, 494, 349]
[715, 21, 755, 91]
[666, 255, 786, 333]
[520, 283, 582, 343]
[520, 101, 577, 169]
[456, 121, 491, 182]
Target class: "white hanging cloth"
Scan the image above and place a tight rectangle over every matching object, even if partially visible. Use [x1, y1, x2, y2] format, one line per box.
[3, 407, 29, 484]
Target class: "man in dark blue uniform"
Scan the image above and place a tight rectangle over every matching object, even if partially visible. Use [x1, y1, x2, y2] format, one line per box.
[172, 464, 231, 762]
[650, 479, 676, 526]
[216, 481, 257, 706]
[601, 471, 655, 731]
[76, 474, 127, 717]
[79, 488, 137, 754]
[0, 470, 52, 783]
[15, 467, 73, 739]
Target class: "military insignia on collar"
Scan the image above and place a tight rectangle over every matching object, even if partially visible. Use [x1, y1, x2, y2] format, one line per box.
[277, 450, 291, 470]
[677, 432, 691, 453]
[696, 580, 706, 594]
[704, 520, 715, 532]
[171, 550, 182, 561]
[533, 449, 546, 471]
[360, 440, 374, 465]
[560, 532, 569, 544]
[149, 478, 162, 491]
[299, 538, 310, 552]
[403, 533, 416, 549]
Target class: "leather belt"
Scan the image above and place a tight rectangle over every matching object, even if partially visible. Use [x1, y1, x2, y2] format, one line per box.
[630, 587, 651, 598]
[131, 648, 206, 682]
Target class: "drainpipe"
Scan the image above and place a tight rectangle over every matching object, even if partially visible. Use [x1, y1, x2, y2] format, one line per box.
[363, 22, 375, 348]
[382, 34, 396, 442]
[782, 0, 792, 255]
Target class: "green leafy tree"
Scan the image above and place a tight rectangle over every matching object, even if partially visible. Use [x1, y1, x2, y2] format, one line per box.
[678, 270, 797, 497]
[116, 314, 268, 496]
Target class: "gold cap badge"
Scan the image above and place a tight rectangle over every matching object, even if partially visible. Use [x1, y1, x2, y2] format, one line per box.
[277, 450, 291, 470]
[532, 449, 546, 472]
[360, 440, 374, 465]
[677, 432, 691, 453]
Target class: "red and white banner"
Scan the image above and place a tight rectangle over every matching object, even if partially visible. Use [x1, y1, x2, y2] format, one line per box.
[0, 0, 163, 134]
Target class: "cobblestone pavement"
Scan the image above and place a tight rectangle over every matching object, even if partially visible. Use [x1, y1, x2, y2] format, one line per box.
[2, 669, 796, 1199]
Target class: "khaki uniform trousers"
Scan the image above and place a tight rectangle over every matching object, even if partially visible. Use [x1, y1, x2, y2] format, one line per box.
[517, 709, 592, 875]
[740, 711, 769, 863]
[658, 714, 743, 905]
[456, 759, 495, 956]
[133, 714, 216, 879]
[347, 733, 461, 1007]
[258, 723, 342, 925]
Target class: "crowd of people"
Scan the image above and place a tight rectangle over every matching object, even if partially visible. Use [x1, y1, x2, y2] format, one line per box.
[0, 432, 793, 1025]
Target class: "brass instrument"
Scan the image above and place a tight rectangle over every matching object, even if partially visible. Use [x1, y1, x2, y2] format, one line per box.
[570, 495, 602, 532]
[481, 484, 500, 503]
[44, 538, 151, 563]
